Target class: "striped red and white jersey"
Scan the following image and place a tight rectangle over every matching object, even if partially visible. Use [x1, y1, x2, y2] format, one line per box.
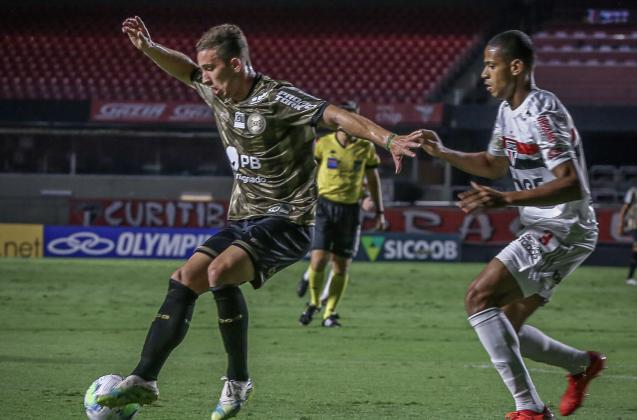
[488, 89, 597, 248]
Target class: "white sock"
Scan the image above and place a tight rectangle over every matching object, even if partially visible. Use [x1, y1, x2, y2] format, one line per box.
[518, 325, 589, 375]
[319, 271, 333, 303]
[469, 308, 544, 412]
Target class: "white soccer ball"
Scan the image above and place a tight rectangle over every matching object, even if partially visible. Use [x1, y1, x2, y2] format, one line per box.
[84, 374, 141, 420]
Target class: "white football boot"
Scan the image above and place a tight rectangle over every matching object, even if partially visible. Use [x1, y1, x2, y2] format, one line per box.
[211, 377, 254, 420]
[96, 374, 159, 407]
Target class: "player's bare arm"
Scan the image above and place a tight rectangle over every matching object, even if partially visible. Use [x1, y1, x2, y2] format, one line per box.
[617, 203, 629, 236]
[365, 167, 388, 230]
[321, 105, 422, 173]
[122, 16, 198, 86]
[457, 160, 583, 214]
[420, 129, 509, 179]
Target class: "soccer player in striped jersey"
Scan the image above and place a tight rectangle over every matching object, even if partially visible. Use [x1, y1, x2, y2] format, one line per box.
[97, 16, 422, 420]
[297, 100, 387, 328]
[420, 30, 605, 419]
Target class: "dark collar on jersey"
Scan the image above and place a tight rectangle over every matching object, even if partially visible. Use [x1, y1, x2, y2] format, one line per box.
[245, 73, 262, 100]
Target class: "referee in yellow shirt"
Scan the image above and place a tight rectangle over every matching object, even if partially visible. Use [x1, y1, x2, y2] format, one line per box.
[299, 101, 387, 327]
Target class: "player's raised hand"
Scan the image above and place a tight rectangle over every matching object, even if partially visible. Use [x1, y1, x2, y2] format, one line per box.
[457, 181, 509, 214]
[419, 129, 446, 158]
[388, 130, 423, 174]
[122, 16, 152, 50]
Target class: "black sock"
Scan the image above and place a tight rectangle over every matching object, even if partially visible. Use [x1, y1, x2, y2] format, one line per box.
[132, 279, 198, 381]
[212, 286, 249, 381]
[629, 251, 637, 278]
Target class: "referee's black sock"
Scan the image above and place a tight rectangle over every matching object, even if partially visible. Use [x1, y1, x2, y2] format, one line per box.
[133, 279, 198, 381]
[212, 286, 249, 381]
[629, 251, 637, 279]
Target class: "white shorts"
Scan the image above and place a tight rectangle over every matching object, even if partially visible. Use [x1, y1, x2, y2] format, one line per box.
[496, 227, 595, 300]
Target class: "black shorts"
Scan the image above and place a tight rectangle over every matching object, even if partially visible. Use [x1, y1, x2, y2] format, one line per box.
[632, 229, 637, 244]
[311, 196, 361, 258]
[195, 216, 312, 289]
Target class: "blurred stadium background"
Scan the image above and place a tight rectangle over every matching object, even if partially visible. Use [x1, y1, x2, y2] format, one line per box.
[2, 1, 637, 419]
[1, 0, 636, 263]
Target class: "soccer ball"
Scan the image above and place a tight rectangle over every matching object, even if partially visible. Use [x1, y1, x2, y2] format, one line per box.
[84, 374, 141, 420]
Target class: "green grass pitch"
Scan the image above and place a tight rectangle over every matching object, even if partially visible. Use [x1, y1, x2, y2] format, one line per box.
[1, 258, 636, 419]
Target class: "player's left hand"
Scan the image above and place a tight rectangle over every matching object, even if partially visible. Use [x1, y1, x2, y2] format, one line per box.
[371, 213, 389, 231]
[389, 130, 424, 174]
[457, 181, 510, 214]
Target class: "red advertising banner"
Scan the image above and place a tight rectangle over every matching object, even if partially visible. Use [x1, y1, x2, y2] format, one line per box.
[90, 101, 214, 124]
[360, 206, 629, 245]
[69, 199, 227, 228]
[90, 100, 443, 126]
[70, 200, 629, 245]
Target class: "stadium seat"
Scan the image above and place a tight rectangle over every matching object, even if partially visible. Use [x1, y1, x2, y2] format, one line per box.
[1, 4, 485, 104]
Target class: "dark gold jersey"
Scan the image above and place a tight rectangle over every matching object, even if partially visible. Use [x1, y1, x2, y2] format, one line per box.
[192, 72, 327, 225]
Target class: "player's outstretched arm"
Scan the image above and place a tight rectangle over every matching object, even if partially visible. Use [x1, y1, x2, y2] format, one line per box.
[420, 129, 508, 180]
[321, 105, 422, 173]
[457, 160, 583, 214]
[122, 16, 198, 86]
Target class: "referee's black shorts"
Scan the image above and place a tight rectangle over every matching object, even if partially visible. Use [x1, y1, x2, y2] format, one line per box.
[311, 196, 361, 258]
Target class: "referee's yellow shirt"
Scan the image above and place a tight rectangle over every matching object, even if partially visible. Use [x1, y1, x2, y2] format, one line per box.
[315, 133, 380, 204]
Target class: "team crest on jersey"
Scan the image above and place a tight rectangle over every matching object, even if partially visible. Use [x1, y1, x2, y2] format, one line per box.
[327, 157, 339, 169]
[503, 137, 518, 165]
[247, 113, 266, 135]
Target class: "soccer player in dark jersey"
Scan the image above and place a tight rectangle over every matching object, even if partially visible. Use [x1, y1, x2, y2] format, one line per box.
[297, 100, 387, 328]
[97, 16, 422, 420]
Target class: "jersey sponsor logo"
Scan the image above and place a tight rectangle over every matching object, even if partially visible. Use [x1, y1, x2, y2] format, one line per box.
[235, 173, 267, 184]
[275, 90, 319, 111]
[513, 176, 544, 191]
[226, 146, 262, 170]
[518, 233, 541, 261]
[267, 205, 291, 215]
[249, 90, 270, 104]
[247, 113, 266, 135]
[353, 160, 363, 171]
[537, 116, 556, 143]
[327, 157, 339, 169]
[234, 112, 246, 129]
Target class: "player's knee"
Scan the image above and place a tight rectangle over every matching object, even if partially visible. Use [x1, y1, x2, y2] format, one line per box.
[172, 266, 205, 292]
[465, 282, 490, 315]
[207, 263, 229, 288]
